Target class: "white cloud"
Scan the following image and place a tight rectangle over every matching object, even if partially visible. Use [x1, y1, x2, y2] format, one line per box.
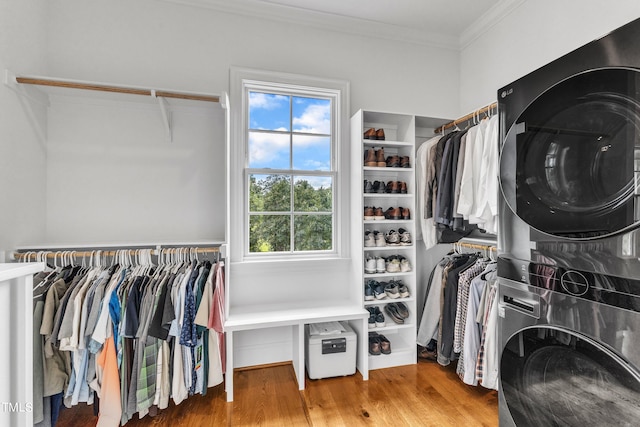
[249, 92, 288, 110]
[293, 103, 330, 134]
[296, 176, 332, 190]
[249, 132, 289, 166]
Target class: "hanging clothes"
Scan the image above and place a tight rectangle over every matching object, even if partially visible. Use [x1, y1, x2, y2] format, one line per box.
[416, 114, 499, 249]
[417, 249, 498, 389]
[30, 249, 226, 426]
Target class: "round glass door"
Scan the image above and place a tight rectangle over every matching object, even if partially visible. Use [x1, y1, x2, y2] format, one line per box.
[501, 327, 640, 426]
[500, 68, 640, 239]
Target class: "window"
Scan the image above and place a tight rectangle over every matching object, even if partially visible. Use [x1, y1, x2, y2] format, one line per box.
[243, 83, 340, 256]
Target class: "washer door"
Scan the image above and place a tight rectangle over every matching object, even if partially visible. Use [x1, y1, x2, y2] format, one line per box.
[500, 68, 640, 239]
[501, 326, 640, 426]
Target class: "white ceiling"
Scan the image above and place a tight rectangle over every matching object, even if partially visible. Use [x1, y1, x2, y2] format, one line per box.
[163, 0, 525, 49]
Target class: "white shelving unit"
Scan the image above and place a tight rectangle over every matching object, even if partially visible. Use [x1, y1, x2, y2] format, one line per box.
[350, 110, 449, 371]
[351, 110, 418, 370]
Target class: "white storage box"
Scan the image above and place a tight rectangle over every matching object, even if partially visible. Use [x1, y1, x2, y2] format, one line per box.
[305, 321, 357, 379]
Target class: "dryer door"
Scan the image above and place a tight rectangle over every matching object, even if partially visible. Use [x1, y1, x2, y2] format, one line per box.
[500, 326, 640, 426]
[500, 67, 640, 239]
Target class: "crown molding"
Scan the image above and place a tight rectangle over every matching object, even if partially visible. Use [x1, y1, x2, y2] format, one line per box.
[460, 0, 527, 49]
[158, 0, 460, 50]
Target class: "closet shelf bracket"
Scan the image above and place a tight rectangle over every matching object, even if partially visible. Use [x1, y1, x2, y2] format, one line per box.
[152, 90, 172, 142]
[4, 69, 48, 148]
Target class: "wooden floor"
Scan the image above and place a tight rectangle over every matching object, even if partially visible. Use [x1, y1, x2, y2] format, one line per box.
[55, 359, 498, 426]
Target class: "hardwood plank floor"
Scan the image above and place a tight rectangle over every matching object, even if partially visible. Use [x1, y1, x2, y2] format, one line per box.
[55, 359, 498, 426]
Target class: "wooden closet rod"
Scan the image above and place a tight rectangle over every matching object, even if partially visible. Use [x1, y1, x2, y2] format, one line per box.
[15, 76, 220, 103]
[456, 242, 497, 252]
[435, 102, 497, 134]
[14, 246, 220, 260]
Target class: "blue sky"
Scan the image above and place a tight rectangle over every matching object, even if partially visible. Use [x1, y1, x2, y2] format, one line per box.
[248, 92, 332, 175]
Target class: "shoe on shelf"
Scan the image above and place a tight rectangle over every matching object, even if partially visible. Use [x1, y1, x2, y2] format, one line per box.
[393, 302, 410, 319]
[369, 336, 381, 355]
[398, 228, 412, 246]
[386, 257, 401, 273]
[373, 180, 386, 194]
[364, 230, 375, 247]
[367, 310, 376, 329]
[374, 231, 386, 247]
[384, 304, 405, 324]
[364, 180, 373, 193]
[398, 281, 410, 298]
[386, 155, 400, 168]
[374, 207, 385, 220]
[364, 149, 377, 167]
[385, 207, 401, 220]
[376, 256, 386, 274]
[364, 281, 375, 301]
[400, 156, 411, 168]
[385, 229, 401, 246]
[376, 128, 386, 141]
[373, 306, 385, 327]
[386, 181, 400, 194]
[378, 334, 391, 354]
[401, 207, 411, 219]
[400, 257, 412, 273]
[369, 333, 381, 355]
[364, 128, 377, 140]
[365, 256, 377, 274]
[372, 281, 386, 300]
[364, 206, 375, 220]
[384, 281, 400, 299]
[400, 182, 408, 194]
[375, 148, 386, 167]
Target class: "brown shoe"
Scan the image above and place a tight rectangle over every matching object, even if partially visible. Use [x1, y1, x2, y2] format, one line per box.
[374, 207, 385, 220]
[400, 156, 411, 168]
[364, 206, 374, 220]
[400, 181, 407, 194]
[364, 128, 376, 140]
[375, 148, 386, 167]
[376, 129, 385, 141]
[386, 155, 400, 168]
[401, 207, 411, 220]
[386, 181, 399, 194]
[364, 149, 377, 167]
[385, 207, 401, 220]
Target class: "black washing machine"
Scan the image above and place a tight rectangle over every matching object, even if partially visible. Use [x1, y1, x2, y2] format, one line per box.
[498, 17, 640, 427]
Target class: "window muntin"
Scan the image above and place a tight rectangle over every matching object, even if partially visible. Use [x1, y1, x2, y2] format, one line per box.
[245, 88, 336, 255]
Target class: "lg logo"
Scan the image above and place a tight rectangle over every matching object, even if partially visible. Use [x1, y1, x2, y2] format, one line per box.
[501, 88, 514, 98]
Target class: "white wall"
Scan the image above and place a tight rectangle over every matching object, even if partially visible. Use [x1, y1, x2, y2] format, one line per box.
[0, 1, 48, 256]
[46, 0, 460, 120]
[459, 0, 640, 113]
[45, 94, 225, 244]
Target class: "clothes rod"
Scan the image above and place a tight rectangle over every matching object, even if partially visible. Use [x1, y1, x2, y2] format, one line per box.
[456, 242, 497, 252]
[15, 76, 220, 103]
[435, 102, 497, 134]
[14, 246, 220, 260]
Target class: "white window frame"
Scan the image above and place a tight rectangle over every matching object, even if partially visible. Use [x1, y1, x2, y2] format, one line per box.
[229, 67, 350, 262]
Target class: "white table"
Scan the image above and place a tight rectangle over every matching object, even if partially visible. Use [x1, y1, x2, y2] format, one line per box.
[224, 303, 369, 402]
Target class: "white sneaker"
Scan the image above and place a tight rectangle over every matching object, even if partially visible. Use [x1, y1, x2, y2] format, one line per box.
[374, 231, 386, 247]
[400, 258, 412, 272]
[376, 257, 386, 273]
[386, 258, 401, 273]
[399, 228, 412, 246]
[385, 230, 400, 246]
[364, 230, 375, 247]
[365, 256, 377, 274]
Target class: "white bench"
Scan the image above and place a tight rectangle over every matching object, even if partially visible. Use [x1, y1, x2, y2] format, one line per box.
[224, 303, 369, 402]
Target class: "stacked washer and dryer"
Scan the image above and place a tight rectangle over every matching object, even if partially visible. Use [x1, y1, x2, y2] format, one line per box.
[497, 18, 640, 426]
